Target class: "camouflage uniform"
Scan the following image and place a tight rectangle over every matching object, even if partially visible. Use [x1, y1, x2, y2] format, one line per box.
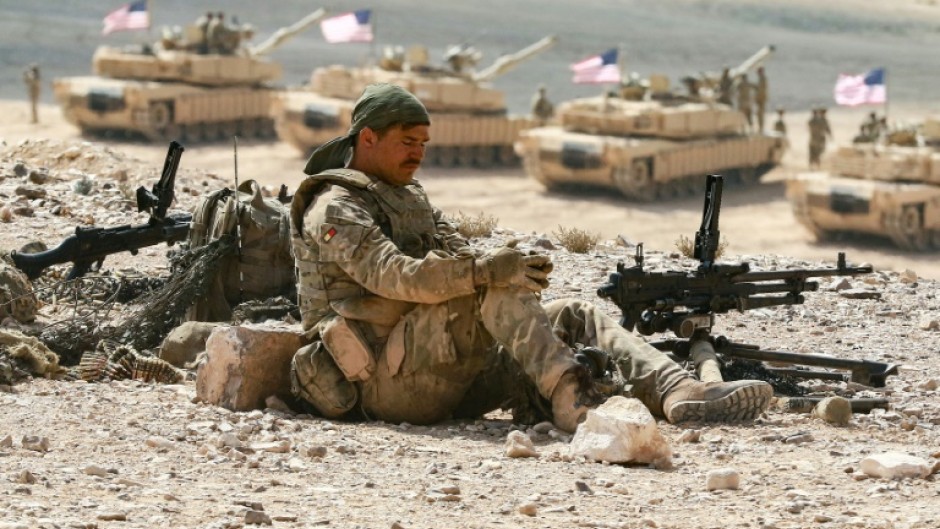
[717, 68, 733, 106]
[755, 67, 768, 132]
[530, 86, 554, 125]
[289, 169, 691, 425]
[736, 75, 753, 129]
[808, 109, 832, 169]
[772, 108, 787, 136]
[23, 65, 40, 124]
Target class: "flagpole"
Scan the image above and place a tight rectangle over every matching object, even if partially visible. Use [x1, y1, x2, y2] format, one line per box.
[883, 68, 889, 124]
[370, 9, 376, 65]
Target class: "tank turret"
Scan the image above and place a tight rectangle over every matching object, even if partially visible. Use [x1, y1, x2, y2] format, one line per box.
[54, 8, 325, 142]
[787, 116, 940, 251]
[272, 36, 558, 168]
[514, 46, 786, 201]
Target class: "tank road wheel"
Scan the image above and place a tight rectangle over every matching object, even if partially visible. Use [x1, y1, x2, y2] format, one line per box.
[160, 123, 181, 142]
[179, 123, 196, 143]
[434, 146, 459, 167]
[898, 205, 930, 251]
[259, 118, 277, 139]
[455, 146, 475, 167]
[239, 118, 259, 138]
[219, 120, 239, 142]
[738, 166, 759, 185]
[612, 159, 656, 201]
[202, 122, 222, 142]
[496, 145, 517, 166]
[931, 230, 940, 250]
[473, 146, 495, 169]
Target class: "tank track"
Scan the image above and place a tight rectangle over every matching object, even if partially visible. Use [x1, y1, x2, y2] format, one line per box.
[613, 163, 773, 202]
[424, 145, 519, 168]
[83, 118, 278, 144]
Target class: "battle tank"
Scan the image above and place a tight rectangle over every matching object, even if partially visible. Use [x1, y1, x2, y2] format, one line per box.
[786, 115, 940, 251]
[514, 46, 787, 201]
[272, 36, 557, 167]
[53, 9, 326, 143]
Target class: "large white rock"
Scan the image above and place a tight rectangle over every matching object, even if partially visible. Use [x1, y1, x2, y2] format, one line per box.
[569, 396, 672, 468]
[196, 323, 305, 411]
[860, 452, 932, 480]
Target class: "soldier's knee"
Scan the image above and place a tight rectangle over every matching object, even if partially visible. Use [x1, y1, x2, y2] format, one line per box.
[290, 341, 359, 418]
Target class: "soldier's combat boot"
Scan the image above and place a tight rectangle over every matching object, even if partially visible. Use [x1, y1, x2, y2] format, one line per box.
[662, 379, 773, 423]
[551, 365, 605, 433]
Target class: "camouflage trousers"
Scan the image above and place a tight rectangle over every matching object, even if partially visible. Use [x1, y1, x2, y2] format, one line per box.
[355, 290, 690, 425]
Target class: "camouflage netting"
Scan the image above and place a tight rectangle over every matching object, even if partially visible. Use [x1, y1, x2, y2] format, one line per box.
[36, 236, 236, 365]
[0, 261, 39, 323]
[0, 329, 69, 386]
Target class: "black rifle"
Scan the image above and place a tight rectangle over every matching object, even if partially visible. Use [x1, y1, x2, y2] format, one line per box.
[11, 141, 192, 280]
[598, 174, 898, 387]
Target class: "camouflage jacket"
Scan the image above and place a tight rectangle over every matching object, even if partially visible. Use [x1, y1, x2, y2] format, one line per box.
[290, 169, 477, 335]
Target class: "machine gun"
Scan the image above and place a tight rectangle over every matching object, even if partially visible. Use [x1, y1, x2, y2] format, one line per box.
[597, 174, 898, 388]
[11, 141, 192, 280]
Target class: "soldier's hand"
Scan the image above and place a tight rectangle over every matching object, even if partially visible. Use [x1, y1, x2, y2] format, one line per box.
[476, 247, 550, 292]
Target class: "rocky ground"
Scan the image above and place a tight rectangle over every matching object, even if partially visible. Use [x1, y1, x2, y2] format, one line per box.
[1, 138, 939, 529]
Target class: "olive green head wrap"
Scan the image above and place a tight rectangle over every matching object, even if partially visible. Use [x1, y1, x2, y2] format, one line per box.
[303, 83, 430, 175]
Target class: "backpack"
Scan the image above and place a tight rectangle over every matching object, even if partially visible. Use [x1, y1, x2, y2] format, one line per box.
[186, 180, 295, 322]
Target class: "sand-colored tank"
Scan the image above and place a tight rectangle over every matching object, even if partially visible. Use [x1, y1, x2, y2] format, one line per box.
[515, 46, 787, 201]
[53, 9, 325, 142]
[272, 36, 557, 167]
[786, 116, 940, 251]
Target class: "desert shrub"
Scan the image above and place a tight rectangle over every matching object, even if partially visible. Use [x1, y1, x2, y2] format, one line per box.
[553, 225, 600, 254]
[453, 211, 498, 239]
[674, 234, 727, 259]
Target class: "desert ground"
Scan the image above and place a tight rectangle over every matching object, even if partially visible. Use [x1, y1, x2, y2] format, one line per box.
[2, 1, 940, 528]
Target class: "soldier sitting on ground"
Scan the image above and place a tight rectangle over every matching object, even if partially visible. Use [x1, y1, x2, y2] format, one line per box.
[288, 83, 774, 432]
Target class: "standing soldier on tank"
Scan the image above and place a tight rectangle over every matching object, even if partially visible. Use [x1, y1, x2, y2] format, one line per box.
[717, 67, 733, 106]
[808, 107, 833, 169]
[530, 84, 554, 125]
[207, 11, 226, 54]
[754, 66, 768, 132]
[23, 63, 40, 124]
[737, 73, 753, 130]
[195, 12, 213, 54]
[773, 107, 787, 136]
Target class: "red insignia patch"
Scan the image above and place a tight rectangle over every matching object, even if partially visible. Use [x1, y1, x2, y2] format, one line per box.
[322, 227, 337, 242]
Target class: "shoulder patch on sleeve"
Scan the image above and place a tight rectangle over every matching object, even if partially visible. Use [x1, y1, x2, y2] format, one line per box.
[318, 222, 367, 262]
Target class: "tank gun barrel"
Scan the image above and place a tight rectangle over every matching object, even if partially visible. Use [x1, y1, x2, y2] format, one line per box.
[248, 8, 326, 57]
[729, 45, 775, 79]
[471, 35, 558, 83]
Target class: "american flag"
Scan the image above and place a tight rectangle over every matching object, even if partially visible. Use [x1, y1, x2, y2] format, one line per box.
[834, 68, 887, 106]
[570, 48, 621, 84]
[320, 9, 373, 44]
[102, 0, 150, 36]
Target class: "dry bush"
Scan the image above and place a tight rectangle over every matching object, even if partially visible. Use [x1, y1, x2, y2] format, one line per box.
[453, 211, 498, 239]
[553, 225, 600, 254]
[675, 234, 728, 259]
